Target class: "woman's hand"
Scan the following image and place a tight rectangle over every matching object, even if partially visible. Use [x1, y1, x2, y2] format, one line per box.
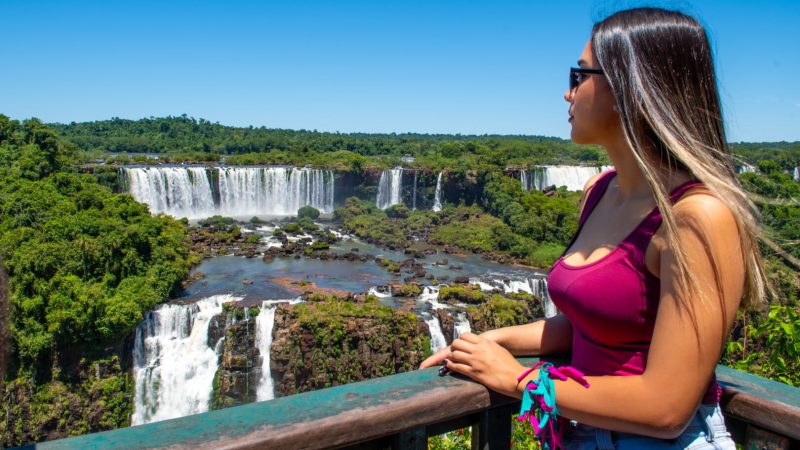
[419, 346, 450, 369]
[445, 332, 526, 398]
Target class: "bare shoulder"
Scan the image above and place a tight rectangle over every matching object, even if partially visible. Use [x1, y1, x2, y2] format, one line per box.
[672, 190, 740, 243]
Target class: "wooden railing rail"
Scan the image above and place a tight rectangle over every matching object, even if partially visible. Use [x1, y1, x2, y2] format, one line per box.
[17, 358, 800, 450]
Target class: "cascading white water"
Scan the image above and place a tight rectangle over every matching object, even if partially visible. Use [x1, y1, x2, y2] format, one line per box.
[132, 294, 238, 425]
[432, 172, 443, 212]
[520, 169, 529, 191]
[454, 312, 471, 339]
[737, 164, 757, 174]
[525, 165, 613, 192]
[124, 166, 334, 219]
[255, 298, 303, 402]
[528, 277, 557, 318]
[376, 168, 403, 209]
[412, 171, 418, 210]
[419, 286, 447, 352]
[125, 166, 215, 219]
[793, 167, 799, 181]
[217, 167, 334, 216]
[478, 276, 557, 319]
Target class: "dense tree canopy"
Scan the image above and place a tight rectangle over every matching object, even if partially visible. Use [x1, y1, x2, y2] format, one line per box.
[0, 115, 193, 377]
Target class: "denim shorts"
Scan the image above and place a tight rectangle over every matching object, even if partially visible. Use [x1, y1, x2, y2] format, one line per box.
[561, 403, 735, 449]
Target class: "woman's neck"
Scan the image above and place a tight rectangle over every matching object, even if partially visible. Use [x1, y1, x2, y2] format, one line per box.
[604, 141, 692, 202]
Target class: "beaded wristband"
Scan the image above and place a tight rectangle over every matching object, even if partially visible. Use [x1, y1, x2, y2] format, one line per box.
[516, 362, 590, 450]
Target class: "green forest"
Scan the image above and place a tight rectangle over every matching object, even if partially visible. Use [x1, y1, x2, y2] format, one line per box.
[0, 114, 797, 447]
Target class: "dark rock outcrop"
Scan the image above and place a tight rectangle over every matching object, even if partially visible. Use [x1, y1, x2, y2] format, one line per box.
[211, 314, 261, 409]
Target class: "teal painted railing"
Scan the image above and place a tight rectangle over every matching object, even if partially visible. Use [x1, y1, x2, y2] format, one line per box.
[17, 359, 800, 450]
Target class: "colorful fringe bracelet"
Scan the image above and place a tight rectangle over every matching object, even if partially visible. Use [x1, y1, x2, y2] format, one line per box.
[516, 362, 590, 450]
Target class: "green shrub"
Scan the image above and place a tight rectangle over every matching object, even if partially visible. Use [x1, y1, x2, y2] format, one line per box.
[298, 205, 320, 220]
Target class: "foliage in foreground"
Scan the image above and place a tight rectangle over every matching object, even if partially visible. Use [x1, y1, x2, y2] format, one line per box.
[0, 115, 194, 446]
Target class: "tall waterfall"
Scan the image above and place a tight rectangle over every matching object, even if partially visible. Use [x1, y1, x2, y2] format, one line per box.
[255, 298, 303, 402]
[125, 166, 215, 218]
[432, 172, 443, 212]
[412, 171, 418, 210]
[793, 167, 799, 181]
[132, 294, 237, 425]
[376, 168, 404, 209]
[520, 169, 529, 191]
[124, 166, 335, 219]
[522, 165, 613, 192]
[419, 286, 447, 352]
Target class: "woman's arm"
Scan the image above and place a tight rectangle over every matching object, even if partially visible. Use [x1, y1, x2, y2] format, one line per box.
[447, 194, 744, 438]
[419, 314, 572, 369]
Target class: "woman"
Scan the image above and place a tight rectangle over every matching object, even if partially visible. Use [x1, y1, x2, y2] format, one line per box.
[421, 8, 768, 449]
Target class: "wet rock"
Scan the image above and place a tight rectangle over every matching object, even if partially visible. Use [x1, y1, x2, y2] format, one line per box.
[212, 315, 260, 409]
[242, 278, 253, 285]
[435, 309, 455, 345]
[453, 276, 470, 284]
[207, 313, 227, 348]
[436, 259, 449, 266]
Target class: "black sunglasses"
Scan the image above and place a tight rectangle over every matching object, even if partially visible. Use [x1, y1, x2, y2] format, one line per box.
[570, 67, 604, 91]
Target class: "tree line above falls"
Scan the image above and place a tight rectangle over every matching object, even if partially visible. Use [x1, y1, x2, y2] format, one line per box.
[52, 115, 800, 171]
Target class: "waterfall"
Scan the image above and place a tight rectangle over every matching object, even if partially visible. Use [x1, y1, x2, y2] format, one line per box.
[454, 312, 471, 339]
[432, 172, 443, 212]
[424, 314, 447, 353]
[484, 276, 557, 319]
[419, 286, 447, 352]
[527, 165, 613, 192]
[123, 166, 334, 219]
[737, 164, 757, 175]
[125, 166, 215, 219]
[217, 167, 334, 216]
[528, 277, 558, 318]
[520, 169, 529, 191]
[132, 294, 237, 425]
[412, 171, 418, 210]
[255, 298, 303, 402]
[794, 167, 800, 181]
[376, 168, 403, 209]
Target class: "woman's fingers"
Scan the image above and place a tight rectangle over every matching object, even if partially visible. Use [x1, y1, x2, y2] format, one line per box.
[456, 332, 480, 343]
[419, 347, 450, 369]
[444, 358, 473, 377]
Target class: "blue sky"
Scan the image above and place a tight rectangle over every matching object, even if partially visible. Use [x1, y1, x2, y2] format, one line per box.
[1, 0, 798, 142]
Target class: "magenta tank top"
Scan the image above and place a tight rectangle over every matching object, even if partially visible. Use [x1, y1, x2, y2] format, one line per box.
[547, 170, 721, 404]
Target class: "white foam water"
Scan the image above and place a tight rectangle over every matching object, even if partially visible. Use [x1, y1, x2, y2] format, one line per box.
[376, 167, 404, 209]
[124, 166, 334, 219]
[522, 165, 613, 192]
[432, 172, 443, 212]
[255, 298, 303, 402]
[131, 294, 238, 425]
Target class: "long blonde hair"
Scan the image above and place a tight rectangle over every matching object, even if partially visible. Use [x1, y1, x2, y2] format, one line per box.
[591, 8, 769, 312]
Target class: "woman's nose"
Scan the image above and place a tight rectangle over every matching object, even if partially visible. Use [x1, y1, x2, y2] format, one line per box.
[564, 88, 574, 103]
